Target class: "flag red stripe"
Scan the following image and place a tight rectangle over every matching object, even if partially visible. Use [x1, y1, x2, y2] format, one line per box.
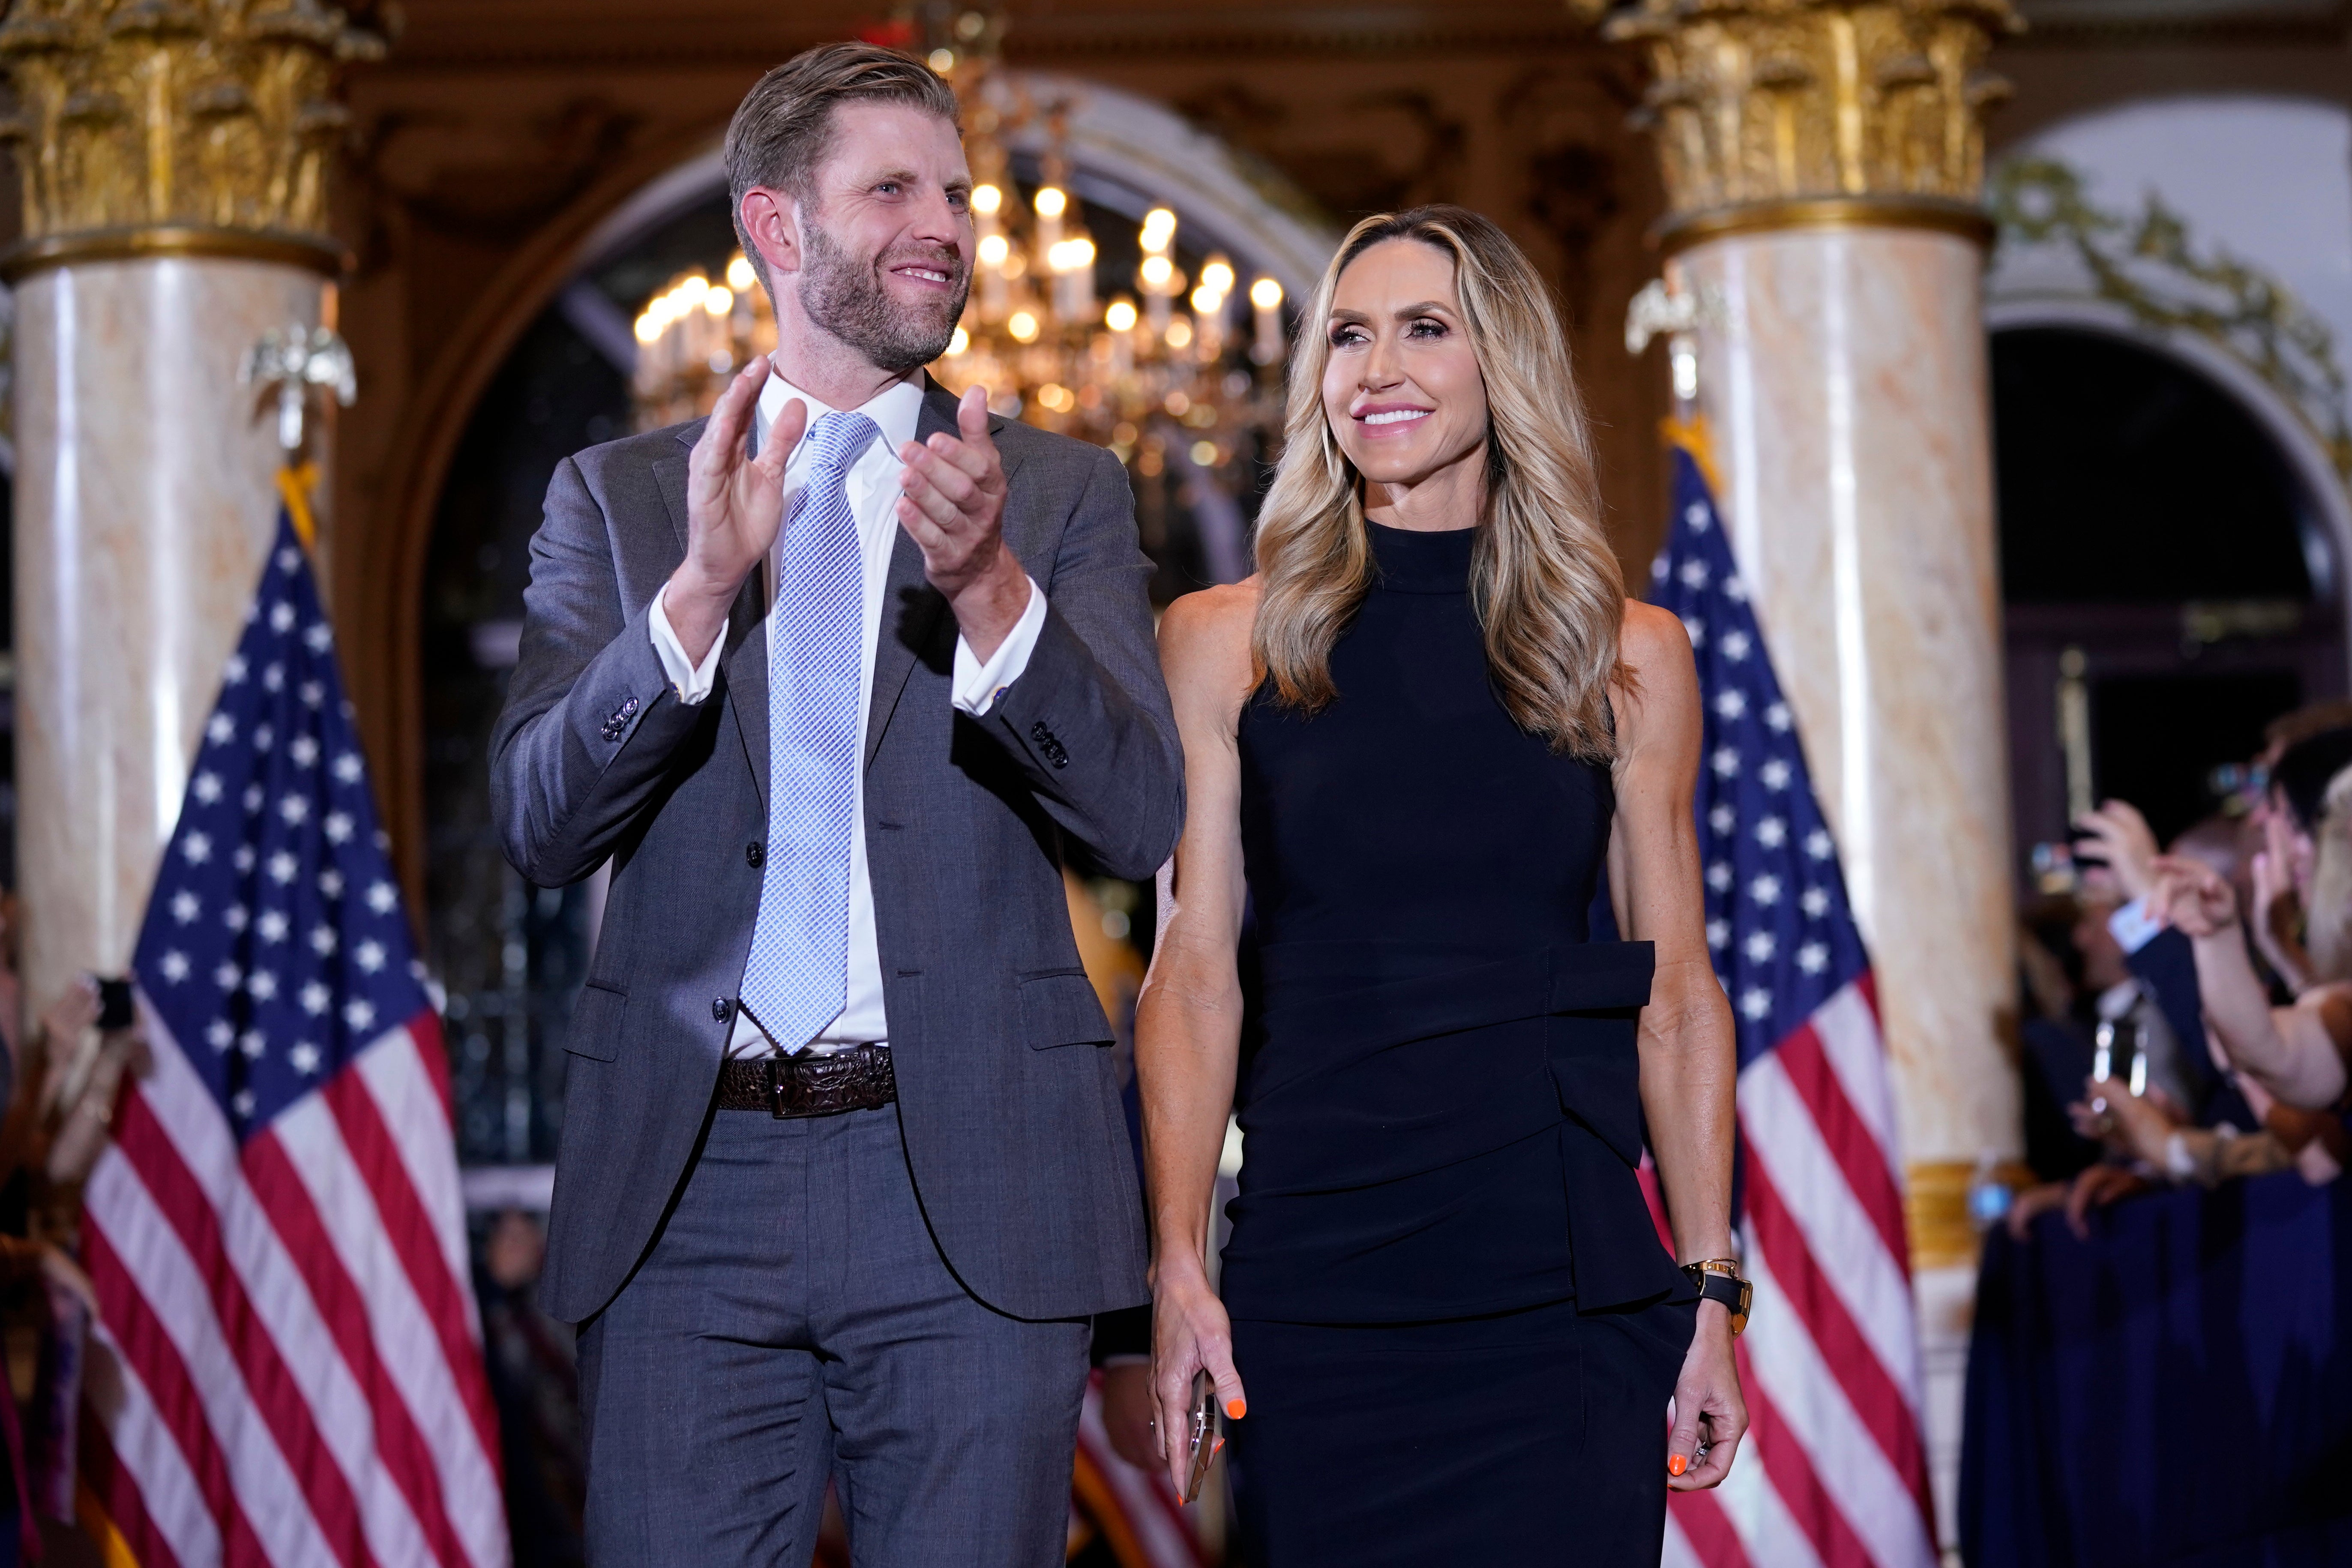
[81, 1406, 187, 1568]
[1741, 1143, 1934, 1521]
[324, 1066, 503, 1473]
[243, 1128, 472, 1568]
[409, 1010, 458, 1122]
[1735, 1342, 1876, 1568]
[83, 1217, 272, 1567]
[111, 1088, 372, 1568]
[1668, 1487, 1756, 1568]
[1774, 1020, 1909, 1268]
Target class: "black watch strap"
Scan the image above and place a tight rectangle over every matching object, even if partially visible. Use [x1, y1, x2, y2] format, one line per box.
[1684, 1265, 1753, 1335]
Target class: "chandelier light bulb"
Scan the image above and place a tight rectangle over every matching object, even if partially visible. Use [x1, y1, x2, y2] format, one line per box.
[680, 275, 709, 308]
[978, 232, 1010, 267]
[1250, 277, 1283, 310]
[972, 183, 1002, 216]
[1034, 186, 1067, 219]
[705, 287, 732, 317]
[947, 326, 970, 356]
[1190, 284, 1223, 315]
[929, 47, 956, 72]
[1141, 207, 1177, 252]
[1008, 309, 1040, 343]
[1201, 258, 1235, 295]
[726, 253, 755, 291]
[1167, 316, 1195, 350]
[632, 312, 660, 344]
[1105, 298, 1138, 332]
[1139, 254, 1174, 291]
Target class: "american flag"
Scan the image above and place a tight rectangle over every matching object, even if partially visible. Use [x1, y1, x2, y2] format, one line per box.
[1648, 444, 1936, 1568]
[78, 514, 508, 1567]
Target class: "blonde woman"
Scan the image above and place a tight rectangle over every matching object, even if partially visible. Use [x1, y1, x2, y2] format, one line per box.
[1138, 205, 1746, 1562]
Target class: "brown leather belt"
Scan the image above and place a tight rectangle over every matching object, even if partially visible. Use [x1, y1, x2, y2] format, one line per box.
[715, 1044, 896, 1118]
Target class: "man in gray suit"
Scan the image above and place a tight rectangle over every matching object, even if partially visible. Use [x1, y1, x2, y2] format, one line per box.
[491, 42, 1182, 1565]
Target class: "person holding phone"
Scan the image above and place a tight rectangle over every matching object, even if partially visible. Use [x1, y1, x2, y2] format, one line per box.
[1137, 206, 1746, 1564]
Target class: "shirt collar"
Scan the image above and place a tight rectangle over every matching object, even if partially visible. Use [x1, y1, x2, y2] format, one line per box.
[754, 363, 926, 465]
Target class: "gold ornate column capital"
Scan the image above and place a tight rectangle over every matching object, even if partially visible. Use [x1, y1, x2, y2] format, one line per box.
[0, 0, 384, 281]
[1603, 0, 2021, 256]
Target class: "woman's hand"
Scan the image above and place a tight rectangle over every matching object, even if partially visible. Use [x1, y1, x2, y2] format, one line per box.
[1150, 1262, 1245, 1501]
[2150, 854, 2238, 939]
[1668, 1301, 1747, 1490]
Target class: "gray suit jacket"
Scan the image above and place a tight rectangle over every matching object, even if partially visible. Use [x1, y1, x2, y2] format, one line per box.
[491, 377, 1183, 1325]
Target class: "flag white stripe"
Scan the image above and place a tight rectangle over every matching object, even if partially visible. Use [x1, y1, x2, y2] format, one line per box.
[275, 1085, 508, 1568]
[1743, 1241, 1937, 1568]
[1662, 1510, 1707, 1568]
[86, 1150, 339, 1567]
[131, 1019, 435, 1566]
[84, 1310, 225, 1568]
[1706, 1432, 1827, 1568]
[355, 1028, 481, 1343]
[1739, 1054, 1924, 1409]
[1810, 982, 1903, 1184]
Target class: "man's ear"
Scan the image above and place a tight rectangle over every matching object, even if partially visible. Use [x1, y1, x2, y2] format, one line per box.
[740, 186, 802, 281]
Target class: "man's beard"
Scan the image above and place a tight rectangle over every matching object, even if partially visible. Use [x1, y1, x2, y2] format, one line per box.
[799, 219, 969, 374]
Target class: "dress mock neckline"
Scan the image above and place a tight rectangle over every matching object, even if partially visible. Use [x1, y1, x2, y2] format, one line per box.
[1368, 521, 1476, 594]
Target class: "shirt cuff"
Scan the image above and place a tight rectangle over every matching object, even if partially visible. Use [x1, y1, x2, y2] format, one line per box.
[952, 576, 1047, 717]
[649, 585, 727, 705]
[2108, 896, 2163, 956]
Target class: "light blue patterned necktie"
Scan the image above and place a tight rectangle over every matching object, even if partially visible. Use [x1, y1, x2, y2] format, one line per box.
[737, 409, 879, 1052]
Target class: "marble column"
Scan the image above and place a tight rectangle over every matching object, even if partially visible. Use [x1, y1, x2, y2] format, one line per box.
[1669, 217, 2016, 1211]
[11, 257, 332, 1018]
[1608, 0, 2021, 1542]
[0, 1, 377, 1034]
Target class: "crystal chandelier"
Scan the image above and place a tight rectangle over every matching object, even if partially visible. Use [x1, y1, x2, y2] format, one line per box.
[627, 8, 1293, 543]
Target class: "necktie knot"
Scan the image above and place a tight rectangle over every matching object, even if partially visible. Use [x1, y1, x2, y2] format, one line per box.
[806, 410, 881, 480]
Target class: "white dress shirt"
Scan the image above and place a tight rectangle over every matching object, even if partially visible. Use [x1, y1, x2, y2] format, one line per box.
[649, 368, 1049, 1053]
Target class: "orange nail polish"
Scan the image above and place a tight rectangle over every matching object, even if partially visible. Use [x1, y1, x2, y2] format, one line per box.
[1668, 1454, 1688, 1477]
[1225, 1398, 1247, 1420]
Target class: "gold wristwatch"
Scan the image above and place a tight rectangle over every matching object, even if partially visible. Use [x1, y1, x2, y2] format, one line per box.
[1682, 1257, 1752, 1336]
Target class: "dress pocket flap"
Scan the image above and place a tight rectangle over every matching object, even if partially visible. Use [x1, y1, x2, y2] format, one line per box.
[1018, 969, 1114, 1049]
[564, 980, 627, 1061]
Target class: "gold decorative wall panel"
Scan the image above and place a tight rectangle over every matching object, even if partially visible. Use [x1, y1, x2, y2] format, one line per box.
[1606, 0, 2019, 242]
[0, 0, 382, 275]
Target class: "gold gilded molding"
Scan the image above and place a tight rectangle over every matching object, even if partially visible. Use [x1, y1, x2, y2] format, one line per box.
[1904, 1157, 2031, 1270]
[1657, 193, 1995, 257]
[1606, 0, 2021, 226]
[0, 0, 383, 257]
[0, 221, 345, 281]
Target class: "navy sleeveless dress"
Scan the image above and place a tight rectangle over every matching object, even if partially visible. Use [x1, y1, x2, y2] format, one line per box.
[1222, 522, 1697, 1565]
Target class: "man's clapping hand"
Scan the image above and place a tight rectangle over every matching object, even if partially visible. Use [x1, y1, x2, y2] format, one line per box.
[895, 384, 1031, 661]
[666, 358, 811, 666]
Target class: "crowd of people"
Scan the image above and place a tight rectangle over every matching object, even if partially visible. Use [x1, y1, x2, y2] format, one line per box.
[2009, 702, 2352, 1239]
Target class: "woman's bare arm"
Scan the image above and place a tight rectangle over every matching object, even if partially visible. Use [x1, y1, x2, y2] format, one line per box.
[1609, 601, 1746, 1489]
[2151, 854, 2351, 1109]
[1133, 581, 1258, 1496]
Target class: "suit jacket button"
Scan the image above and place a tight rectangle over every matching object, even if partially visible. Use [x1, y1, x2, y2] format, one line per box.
[746, 841, 765, 868]
[712, 997, 733, 1022]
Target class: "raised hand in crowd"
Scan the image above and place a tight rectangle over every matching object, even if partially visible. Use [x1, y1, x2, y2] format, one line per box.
[34, 976, 149, 1187]
[2073, 799, 2161, 901]
[2005, 1163, 2151, 1241]
[2249, 810, 2314, 994]
[2150, 854, 2351, 1110]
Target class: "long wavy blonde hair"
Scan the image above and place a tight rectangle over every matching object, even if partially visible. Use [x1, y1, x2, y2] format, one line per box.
[1251, 205, 1626, 758]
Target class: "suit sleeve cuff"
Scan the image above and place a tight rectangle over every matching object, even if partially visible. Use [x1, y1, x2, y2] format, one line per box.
[649, 585, 727, 705]
[2109, 896, 2163, 955]
[952, 576, 1047, 717]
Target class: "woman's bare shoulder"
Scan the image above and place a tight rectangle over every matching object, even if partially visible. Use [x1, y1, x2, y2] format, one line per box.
[1618, 599, 1693, 676]
[1159, 579, 1262, 689]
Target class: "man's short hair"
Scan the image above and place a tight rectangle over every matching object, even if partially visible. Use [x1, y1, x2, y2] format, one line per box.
[723, 43, 960, 292]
